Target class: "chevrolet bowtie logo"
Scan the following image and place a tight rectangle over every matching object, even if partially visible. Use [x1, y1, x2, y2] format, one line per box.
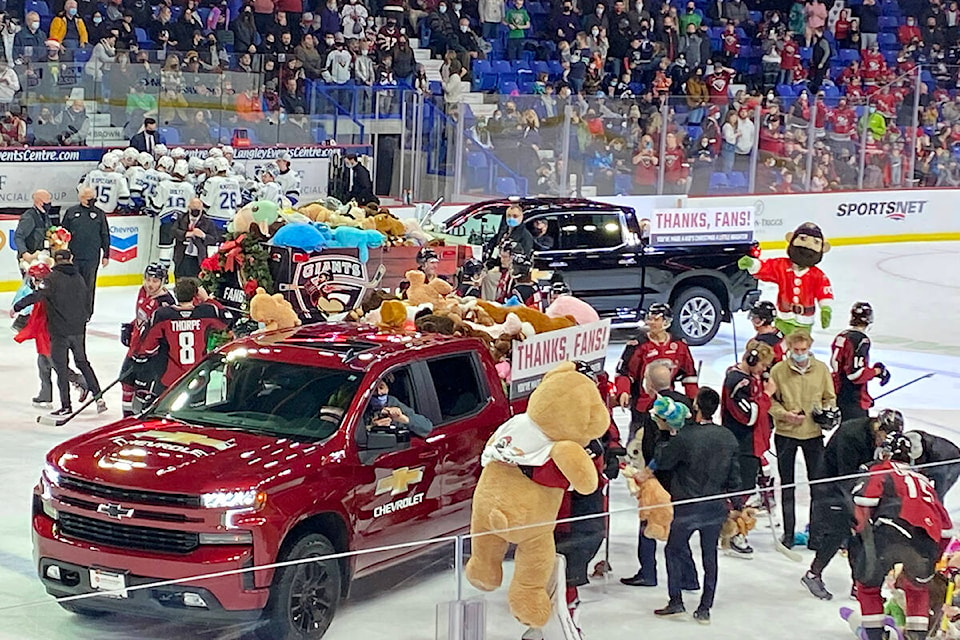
[136, 430, 233, 451]
[375, 467, 425, 496]
[97, 503, 135, 520]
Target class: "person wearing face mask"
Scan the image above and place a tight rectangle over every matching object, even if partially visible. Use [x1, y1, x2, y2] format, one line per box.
[14, 190, 55, 271]
[13, 11, 46, 62]
[172, 198, 219, 280]
[553, 2, 580, 43]
[364, 375, 433, 439]
[768, 329, 837, 548]
[49, 0, 89, 57]
[583, 2, 609, 36]
[231, 5, 259, 54]
[60, 186, 111, 309]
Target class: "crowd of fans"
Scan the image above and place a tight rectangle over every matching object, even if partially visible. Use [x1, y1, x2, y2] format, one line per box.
[1, 0, 960, 195]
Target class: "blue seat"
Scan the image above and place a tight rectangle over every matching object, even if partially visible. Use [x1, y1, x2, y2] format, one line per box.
[25, 0, 50, 16]
[197, 6, 211, 25]
[496, 176, 518, 196]
[839, 48, 860, 63]
[73, 47, 91, 63]
[727, 172, 747, 191]
[532, 60, 550, 78]
[879, 15, 899, 31]
[473, 60, 493, 90]
[498, 80, 518, 94]
[776, 83, 795, 97]
[686, 125, 701, 140]
[312, 126, 327, 143]
[800, 47, 813, 62]
[428, 80, 443, 95]
[708, 172, 728, 194]
[546, 60, 562, 79]
[748, 10, 762, 22]
[466, 151, 489, 189]
[614, 174, 632, 195]
[159, 126, 179, 144]
[879, 32, 897, 49]
[822, 84, 840, 101]
[881, 1, 900, 15]
[135, 27, 150, 45]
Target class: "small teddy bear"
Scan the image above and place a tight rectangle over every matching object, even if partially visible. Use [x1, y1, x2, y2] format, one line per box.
[249, 287, 302, 332]
[405, 270, 454, 307]
[620, 431, 674, 542]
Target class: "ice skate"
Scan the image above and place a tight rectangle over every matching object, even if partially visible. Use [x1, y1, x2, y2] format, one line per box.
[727, 533, 754, 558]
[801, 572, 833, 600]
[32, 397, 53, 409]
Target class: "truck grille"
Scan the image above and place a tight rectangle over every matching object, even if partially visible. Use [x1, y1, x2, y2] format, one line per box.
[60, 476, 201, 509]
[59, 512, 200, 554]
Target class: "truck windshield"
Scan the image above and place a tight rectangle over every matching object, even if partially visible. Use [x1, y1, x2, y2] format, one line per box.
[148, 352, 362, 441]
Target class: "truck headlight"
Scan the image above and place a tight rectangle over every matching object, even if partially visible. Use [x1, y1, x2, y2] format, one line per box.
[42, 464, 60, 486]
[201, 490, 265, 509]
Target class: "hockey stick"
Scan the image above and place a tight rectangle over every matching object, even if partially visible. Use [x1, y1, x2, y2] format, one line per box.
[765, 502, 803, 562]
[37, 370, 130, 427]
[873, 372, 935, 401]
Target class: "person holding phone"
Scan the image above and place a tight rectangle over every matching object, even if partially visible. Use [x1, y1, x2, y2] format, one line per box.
[366, 376, 433, 437]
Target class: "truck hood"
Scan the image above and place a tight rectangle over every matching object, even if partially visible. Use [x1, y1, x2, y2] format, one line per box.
[49, 417, 331, 495]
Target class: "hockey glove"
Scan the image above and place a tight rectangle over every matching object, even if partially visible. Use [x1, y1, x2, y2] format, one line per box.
[821, 305, 832, 329]
[120, 322, 133, 347]
[604, 445, 626, 480]
[812, 406, 842, 430]
[875, 362, 891, 386]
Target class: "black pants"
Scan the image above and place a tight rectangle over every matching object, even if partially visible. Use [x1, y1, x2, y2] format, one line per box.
[736, 452, 760, 508]
[555, 488, 605, 588]
[37, 354, 53, 402]
[174, 254, 201, 280]
[838, 400, 868, 422]
[73, 259, 99, 312]
[775, 434, 824, 538]
[50, 334, 102, 409]
[665, 503, 723, 610]
[809, 482, 854, 575]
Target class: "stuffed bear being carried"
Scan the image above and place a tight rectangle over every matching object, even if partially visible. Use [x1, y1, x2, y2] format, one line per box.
[465, 361, 610, 628]
[737, 221, 834, 334]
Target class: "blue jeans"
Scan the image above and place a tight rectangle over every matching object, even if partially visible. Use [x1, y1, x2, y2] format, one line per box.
[721, 141, 736, 173]
[666, 503, 723, 610]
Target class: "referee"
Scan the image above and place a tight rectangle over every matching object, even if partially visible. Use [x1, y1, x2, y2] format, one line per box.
[60, 187, 110, 311]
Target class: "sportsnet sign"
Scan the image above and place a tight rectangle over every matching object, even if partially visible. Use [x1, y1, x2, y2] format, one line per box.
[109, 225, 138, 263]
[835, 198, 928, 221]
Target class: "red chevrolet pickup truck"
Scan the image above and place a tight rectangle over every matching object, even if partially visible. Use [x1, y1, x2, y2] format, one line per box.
[33, 324, 522, 639]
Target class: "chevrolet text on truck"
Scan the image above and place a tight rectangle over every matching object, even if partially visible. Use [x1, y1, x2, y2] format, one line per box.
[34, 324, 522, 639]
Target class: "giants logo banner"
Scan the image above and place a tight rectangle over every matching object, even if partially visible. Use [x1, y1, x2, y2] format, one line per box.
[271, 249, 386, 321]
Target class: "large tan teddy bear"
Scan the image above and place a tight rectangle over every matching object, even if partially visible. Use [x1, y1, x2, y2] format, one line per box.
[405, 270, 454, 307]
[466, 362, 610, 628]
[250, 287, 302, 332]
[476, 299, 576, 335]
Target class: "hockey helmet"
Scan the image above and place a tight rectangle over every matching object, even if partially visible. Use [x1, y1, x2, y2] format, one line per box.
[213, 156, 230, 174]
[138, 152, 155, 169]
[157, 156, 175, 172]
[749, 300, 777, 326]
[144, 262, 167, 280]
[188, 156, 204, 172]
[100, 153, 119, 171]
[416, 247, 439, 266]
[208, 147, 224, 158]
[812, 406, 842, 430]
[170, 147, 187, 160]
[646, 302, 673, 327]
[260, 162, 279, 179]
[203, 157, 218, 172]
[511, 252, 533, 278]
[877, 408, 905, 434]
[459, 257, 483, 279]
[879, 431, 914, 463]
[153, 143, 168, 158]
[221, 144, 235, 157]
[122, 147, 140, 163]
[172, 159, 190, 178]
[850, 301, 874, 326]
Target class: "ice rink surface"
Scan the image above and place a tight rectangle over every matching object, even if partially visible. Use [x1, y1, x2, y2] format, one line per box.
[0, 241, 958, 639]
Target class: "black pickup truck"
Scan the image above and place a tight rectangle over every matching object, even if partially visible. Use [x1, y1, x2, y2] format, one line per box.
[443, 198, 761, 346]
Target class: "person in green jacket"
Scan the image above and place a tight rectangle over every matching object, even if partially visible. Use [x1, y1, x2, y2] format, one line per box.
[679, 1, 702, 34]
[789, 0, 806, 39]
[505, 0, 531, 61]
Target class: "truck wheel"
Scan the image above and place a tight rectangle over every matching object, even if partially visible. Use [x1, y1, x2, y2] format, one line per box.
[672, 287, 722, 346]
[58, 601, 111, 618]
[260, 534, 342, 640]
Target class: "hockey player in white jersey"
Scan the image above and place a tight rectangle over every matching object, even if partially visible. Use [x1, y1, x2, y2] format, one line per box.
[153, 159, 196, 269]
[254, 163, 288, 208]
[133, 152, 163, 209]
[83, 153, 131, 214]
[201, 157, 242, 226]
[121, 147, 140, 170]
[275, 151, 301, 205]
[188, 157, 207, 189]
[153, 144, 168, 161]
[221, 145, 246, 178]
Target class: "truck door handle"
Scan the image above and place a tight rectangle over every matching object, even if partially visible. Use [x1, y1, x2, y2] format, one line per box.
[618, 258, 636, 265]
[549, 261, 568, 268]
[419, 450, 439, 460]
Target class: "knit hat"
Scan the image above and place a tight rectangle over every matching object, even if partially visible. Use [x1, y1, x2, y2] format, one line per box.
[650, 396, 690, 431]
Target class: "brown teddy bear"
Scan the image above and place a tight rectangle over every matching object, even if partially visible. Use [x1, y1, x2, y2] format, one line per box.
[405, 270, 454, 307]
[377, 299, 409, 331]
[250, 287, 302, 332]
[371, 213, 407, 244]
[466, 362, 610, 628]
[621, 433, 674, 541]
[476, 300, 576, 334]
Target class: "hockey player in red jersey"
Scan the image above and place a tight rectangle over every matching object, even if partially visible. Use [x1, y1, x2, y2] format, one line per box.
[831, 301, 890, 420]
[135, 278, 228, 393]
[119, 263, 175, 416]
[615, 303, 698, 440]
[851, 432, 953, 640]
[748, 300, 785, 363]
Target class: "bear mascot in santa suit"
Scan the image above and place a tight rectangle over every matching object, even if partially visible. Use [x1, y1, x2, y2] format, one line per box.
[738, 222, 834, 335]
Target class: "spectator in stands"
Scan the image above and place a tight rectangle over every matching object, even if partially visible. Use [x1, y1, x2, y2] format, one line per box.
[14, 12, 46, 62]
[0, 110, 26, 146]
[280, 76, 306, 114]
[857, 0, 879, 50]
[88, 11, 112, 46]
[505, 0, 531, 61]
[725, 0, 749, 27]
[899, 15, 921, 45]
[554, 1, 580, 44]
[809, 27, 831, 92]
[789, 0, 806, 36]
[2, 17, 19, 65]
[680, 23, 708, 69]
[443, 60, 467, 105]
[235, 83, 265, 123]
[778, 31, 800, 85]
[50, 0, 89, 52]
[324, 33, 353, 84]
[55, 99, 89, 145]
[253, 0, 276, 37]
[685, 66, 709, 124]
[804, 0, 827, 47]
[720, 22, 740, 66]
[232, 6, 259, 55]
[342, 0, 369, 41]
[318, 0, 341, 37]
[150, 5, 178, 48]
[720, 108, 739, 172]
[0, 60, 20, 114]
[83, 29, 115, 84]
[834, 6, 854, 48]
[31, 107, 58, 145]
[295, 33, 324, 80]
[478, 0, 503, 40]
[392, 36, 416, 85]
[454, 18, 483, 73]
[180, 110, 211, 145]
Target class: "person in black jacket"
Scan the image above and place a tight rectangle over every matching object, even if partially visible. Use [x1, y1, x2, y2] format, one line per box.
[857, 0, 880, 50]
[171, 198, 220, 280]
[802, 409, 903, 600]
[809, 29, 831, 93]
[621, 362, 698, 588]
[60, 187, 110, 311]
[651, 388, 741, 625]
[13, 190, 54, 267]
[906, 429, 960, 502]
[338, 154, 375, 205]
[13, 250, 105, 416]
[128, 117, 163, 153]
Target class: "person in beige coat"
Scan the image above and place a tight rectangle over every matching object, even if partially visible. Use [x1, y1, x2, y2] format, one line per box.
[768, 330, 837, 549]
